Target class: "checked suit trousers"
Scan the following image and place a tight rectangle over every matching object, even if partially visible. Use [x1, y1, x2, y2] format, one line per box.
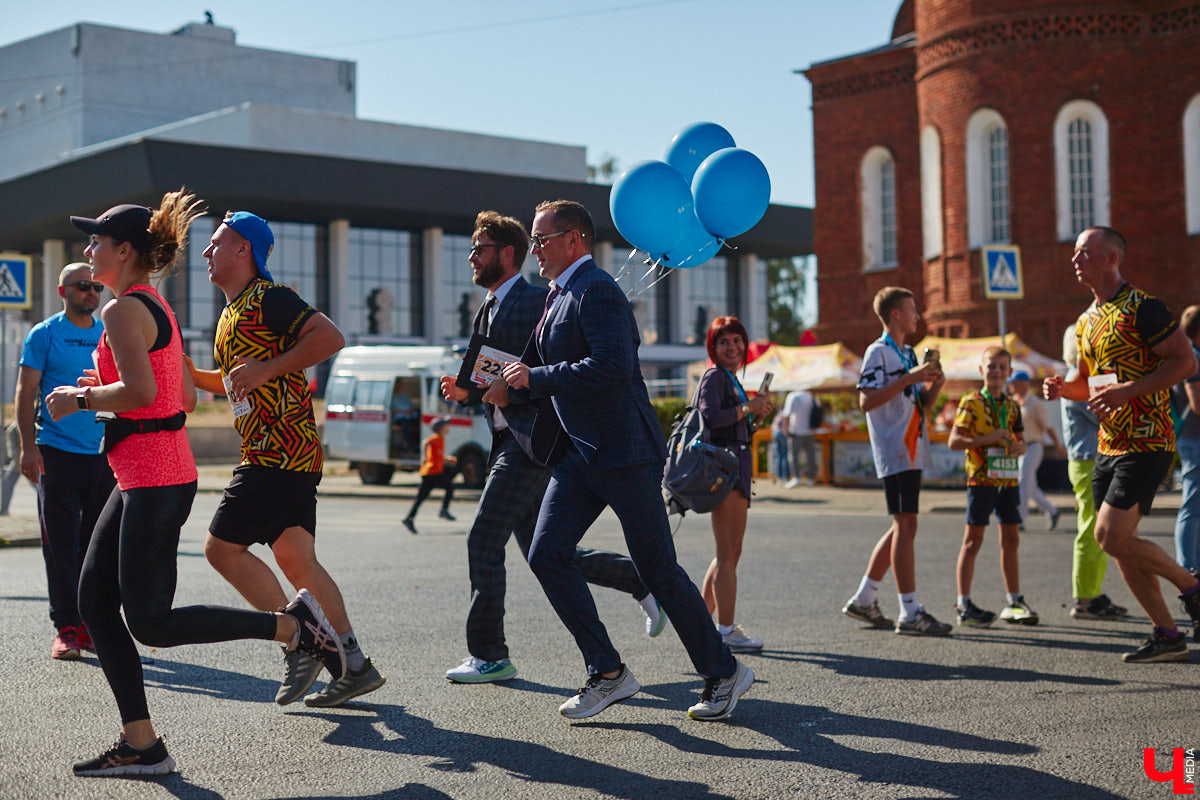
[465, 431, 648, 662]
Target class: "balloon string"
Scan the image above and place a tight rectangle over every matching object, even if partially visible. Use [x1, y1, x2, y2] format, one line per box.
[630, 264, 674, 298]
[625, 259, 661, 298]
[611, 248, 640, 284]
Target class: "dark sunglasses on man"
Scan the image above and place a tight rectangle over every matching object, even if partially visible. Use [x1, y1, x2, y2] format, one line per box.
[67, 280, 104, 293]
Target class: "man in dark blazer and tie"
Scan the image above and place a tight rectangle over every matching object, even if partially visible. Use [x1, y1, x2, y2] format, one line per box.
[439, 210, 663, 685]
[501, 200, 754, 721]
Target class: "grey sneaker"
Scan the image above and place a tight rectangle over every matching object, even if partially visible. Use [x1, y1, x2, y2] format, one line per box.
[445, 656, 517, 683]
[721, 624, 763, 652]
[688, 659, 755, 721]
[304, 659, 386, 707]
[842, 598, 894, 629]
[558, 665, 640, 719]
[896, 608, 953, 636]
[1070, 594, 1127, 620]
[999, 597, 1040, 626]
[276, 647, 323, 705]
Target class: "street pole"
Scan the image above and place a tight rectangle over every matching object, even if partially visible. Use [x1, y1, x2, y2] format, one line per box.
[997, 299, 1007, 339]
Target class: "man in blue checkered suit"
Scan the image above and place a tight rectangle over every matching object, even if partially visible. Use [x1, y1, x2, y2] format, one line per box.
[500, 200, 754, 721]
[439, 210, 662, 685]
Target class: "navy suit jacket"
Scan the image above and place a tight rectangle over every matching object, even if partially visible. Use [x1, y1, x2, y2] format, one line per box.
[461, 276, 547, 454]
[520, 259, 666, 470]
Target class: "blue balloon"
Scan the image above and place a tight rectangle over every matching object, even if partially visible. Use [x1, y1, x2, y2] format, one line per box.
[660, 212, 720, 269]
[609, 160, 693, 256]
[692, 148, 771, 239]
[664, 122, 737, 184]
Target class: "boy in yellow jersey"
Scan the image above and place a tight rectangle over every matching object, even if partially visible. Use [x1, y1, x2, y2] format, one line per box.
[948, 347, 1038, 627]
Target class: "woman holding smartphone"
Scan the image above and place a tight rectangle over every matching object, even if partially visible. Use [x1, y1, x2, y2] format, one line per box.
[696, 316, 772, 653]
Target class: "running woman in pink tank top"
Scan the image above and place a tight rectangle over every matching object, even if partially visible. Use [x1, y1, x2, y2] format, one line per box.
[45, 189, 346, 779]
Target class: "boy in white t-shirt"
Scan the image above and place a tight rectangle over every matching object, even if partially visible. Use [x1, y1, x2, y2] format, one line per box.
[841, 287, 951, 635]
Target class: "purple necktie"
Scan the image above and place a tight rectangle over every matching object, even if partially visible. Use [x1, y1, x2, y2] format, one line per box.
[534, 285, 562, 340]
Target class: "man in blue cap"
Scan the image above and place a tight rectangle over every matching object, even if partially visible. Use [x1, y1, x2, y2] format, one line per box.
[187, 211, 385, 707]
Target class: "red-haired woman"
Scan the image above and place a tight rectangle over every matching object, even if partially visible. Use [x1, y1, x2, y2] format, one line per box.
[696, 316, 772, 652]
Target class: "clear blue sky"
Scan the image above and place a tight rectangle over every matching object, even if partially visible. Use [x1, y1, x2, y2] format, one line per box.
[1, 0, 903, 208]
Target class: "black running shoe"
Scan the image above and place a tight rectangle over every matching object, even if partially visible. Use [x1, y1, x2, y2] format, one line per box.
[284, 589, 346, 681]
[73, 734, 175, 777]
[1121, 631, 1189, 663]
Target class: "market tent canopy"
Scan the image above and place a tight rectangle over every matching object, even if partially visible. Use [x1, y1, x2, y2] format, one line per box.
[738, 342, 864, 392]
[915, 334, 1067, 380]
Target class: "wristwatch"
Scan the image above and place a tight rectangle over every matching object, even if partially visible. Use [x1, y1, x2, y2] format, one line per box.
[740, 403, 750, 416]
[76, 388, 90, 410]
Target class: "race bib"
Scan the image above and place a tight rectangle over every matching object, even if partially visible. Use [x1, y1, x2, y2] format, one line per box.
[986, 447, 1019, 481]
[222, 374, 252, 419]
[466, 344, 516, 387]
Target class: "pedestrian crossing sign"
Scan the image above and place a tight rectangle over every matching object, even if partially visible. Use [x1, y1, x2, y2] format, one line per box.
[981, 245, 1023, 300]
[0, 254, 31, 309]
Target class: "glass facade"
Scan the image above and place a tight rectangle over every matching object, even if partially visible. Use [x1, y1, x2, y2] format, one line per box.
[442, 234, 487, 340]
[880, 158, 897, 265]
[347, 226, 420, 338]
[686, 255, 732, 344]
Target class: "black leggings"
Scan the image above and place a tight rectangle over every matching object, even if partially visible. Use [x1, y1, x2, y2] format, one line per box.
[78, 481, 277, 724]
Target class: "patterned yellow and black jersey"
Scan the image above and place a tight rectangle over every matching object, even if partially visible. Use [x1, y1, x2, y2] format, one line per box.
[215, 279, 322, 472]
[953, 390, 1024, 486]
[1075, 283, 1178, 456]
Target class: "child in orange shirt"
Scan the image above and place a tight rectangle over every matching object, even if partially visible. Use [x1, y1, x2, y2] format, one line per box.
[403, 418, 458, 533]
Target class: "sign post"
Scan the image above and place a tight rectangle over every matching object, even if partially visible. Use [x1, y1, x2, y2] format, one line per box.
[0, 254, 32, 515]
[981, 245, 1024, 339]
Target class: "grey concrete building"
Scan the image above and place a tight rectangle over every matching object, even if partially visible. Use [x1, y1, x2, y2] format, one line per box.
[0, 19, 811, 390]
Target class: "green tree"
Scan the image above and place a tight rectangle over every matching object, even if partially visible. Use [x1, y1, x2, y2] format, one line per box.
[588, 153, 619, 183]
[766, 255, 811, 345]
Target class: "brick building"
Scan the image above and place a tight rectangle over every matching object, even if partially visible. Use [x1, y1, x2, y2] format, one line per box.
[802, 0, 1200, 358]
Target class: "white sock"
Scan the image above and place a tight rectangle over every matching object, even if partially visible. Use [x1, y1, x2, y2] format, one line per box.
[638, 594, 659, 616]
[717, 623, 734, 636]
[1006, 593, 1022, 606]
[853, 576, 881, 607]
[957, 595, 970, 610]
[899, 592, 921, 621]
[341, 629, 366, 673]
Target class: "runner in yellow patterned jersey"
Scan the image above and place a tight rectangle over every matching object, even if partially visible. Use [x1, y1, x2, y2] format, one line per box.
[214, 277, 323, 471]
[1075, 283, 1177, 456]
[188, 211, 385, 705]
[1044, 226, 1200, 663]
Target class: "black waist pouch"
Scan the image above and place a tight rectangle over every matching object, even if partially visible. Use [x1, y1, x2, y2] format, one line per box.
[96, 411, 186, 454]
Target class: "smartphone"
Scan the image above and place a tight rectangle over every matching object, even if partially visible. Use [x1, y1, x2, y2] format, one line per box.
[922, 347, 940, 365]
[758, 372, 774, 394]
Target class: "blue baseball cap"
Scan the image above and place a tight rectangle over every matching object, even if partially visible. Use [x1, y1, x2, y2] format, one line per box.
[1009, 369, 1031, 383]
[223, 211, 275, 282]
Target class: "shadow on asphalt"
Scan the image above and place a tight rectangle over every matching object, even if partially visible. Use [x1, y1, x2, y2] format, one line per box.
[756, 650, 1121, 686]
[584, 697, 1128, 800]
[285, 706, 738, 800]
[142, 657, 281, 704]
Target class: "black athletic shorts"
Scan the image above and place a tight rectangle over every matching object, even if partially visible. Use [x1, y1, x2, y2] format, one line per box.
[883, 470, 922, 515]
[1092, 451, 1174, 516]
[209, 464, 322, 547]
[965, 484, 1022, 527]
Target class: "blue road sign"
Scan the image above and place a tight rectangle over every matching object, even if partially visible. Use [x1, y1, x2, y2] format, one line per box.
[981, 245, 1023, 300]
[0, 255, 31, 309]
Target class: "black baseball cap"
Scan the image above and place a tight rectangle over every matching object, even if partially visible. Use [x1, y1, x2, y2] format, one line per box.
[70, 204, 153, 253]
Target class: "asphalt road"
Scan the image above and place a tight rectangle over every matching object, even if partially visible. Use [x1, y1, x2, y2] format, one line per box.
[1, 478, 1197, 800]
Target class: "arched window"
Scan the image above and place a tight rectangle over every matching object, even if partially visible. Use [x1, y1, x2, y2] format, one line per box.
[920, 126, 943, 259]
[1054, 100, 1110, 241]
[861, 146, 898, 271]
[966, 109, 1010, 248]
[1185, 94, 1200, 235]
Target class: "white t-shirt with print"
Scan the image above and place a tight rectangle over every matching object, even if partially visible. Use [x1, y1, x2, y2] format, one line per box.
[857, 336, 931, 478]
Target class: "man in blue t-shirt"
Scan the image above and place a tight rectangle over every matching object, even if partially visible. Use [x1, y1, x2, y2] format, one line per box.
[16, 263, 115, 660]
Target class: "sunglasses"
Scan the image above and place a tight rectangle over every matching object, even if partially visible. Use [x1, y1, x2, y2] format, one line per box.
[67, 280, 104, 293]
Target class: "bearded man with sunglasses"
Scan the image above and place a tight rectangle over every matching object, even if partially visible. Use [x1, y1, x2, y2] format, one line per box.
[16, 263, 115, 661]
